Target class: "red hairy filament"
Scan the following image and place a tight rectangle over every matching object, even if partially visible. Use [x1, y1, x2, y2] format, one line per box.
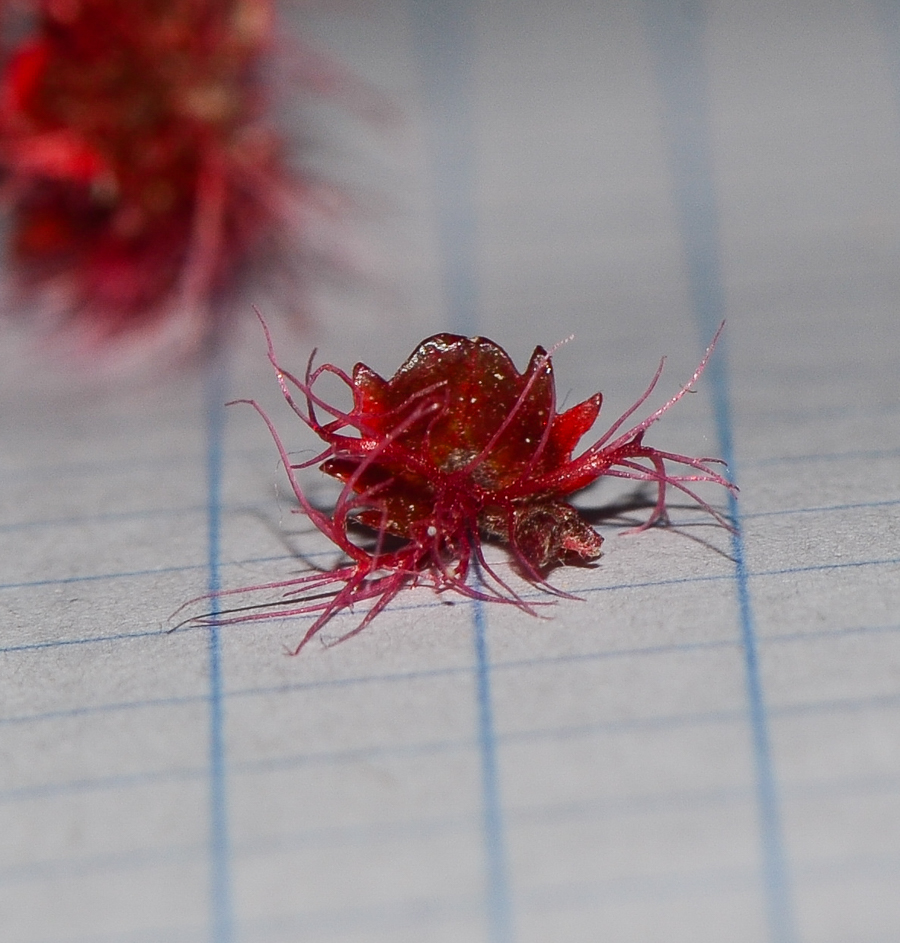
[178, 317, 737, 652]
[0, 0, 317, 353]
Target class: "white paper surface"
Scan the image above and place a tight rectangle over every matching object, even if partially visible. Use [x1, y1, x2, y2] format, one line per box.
[2, 2, 899, 942]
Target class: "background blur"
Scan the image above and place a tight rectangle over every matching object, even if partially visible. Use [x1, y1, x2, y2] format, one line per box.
[2, 2, 899, 942]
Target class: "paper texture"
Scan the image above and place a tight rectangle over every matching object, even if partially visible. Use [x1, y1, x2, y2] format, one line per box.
[2, 2, 899, 942]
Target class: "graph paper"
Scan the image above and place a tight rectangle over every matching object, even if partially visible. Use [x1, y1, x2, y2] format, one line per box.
[2, 2, 900, 942]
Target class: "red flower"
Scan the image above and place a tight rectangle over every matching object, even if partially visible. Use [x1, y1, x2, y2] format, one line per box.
[182, 319, 736, 653]
[0, 0, 299, 351]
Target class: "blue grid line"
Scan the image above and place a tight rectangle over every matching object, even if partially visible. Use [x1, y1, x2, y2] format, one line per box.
[2, 829, 461, 888]
[776, 692, 900, 718]
[27, 926, 207, 943]
[2, 490, 895, 544]
[411, 0, 480, 339]
[1, 693, 206, 726]
[2, 389, 893, 487]
[1, 413, 893, 483]
[0, 501, 265, 533]
[3, 549, 898, 658]
[520, 865, 758, 914]
[2, 533, 895, 598]
[0, 443, 271, 482]
[236, 893, 483, 942]
[493, 708, 748, 748]
[243, 848, 900, 938]
[471, 602, 515, 943]
[411, 1, 515, 940]
[0, 843, 205, 886]
[8, 766, 900, 892]
[732, 399, 900, 425]
[0, 549, 300, 592]
[7, 684, 900, 810]
[0, 562, 207, 591]
[531, 861, 900, 918]
[204, 356, 234, 943]
[642, 2, 796, 940]
[497, 689, 900, 745]
[0, 505, 203, 532]
[0, 773, 860, 885]
[7, 638, 900, 735]
[247, 871, 734, 939]
[243, 848, 900, 939]
[233, 813, 474, 855]
[1, 628, 166, 654]
[0, 451, 205, 481]
[743, 499, 900, 518]
[0, 766, 205, 804]
[509, 785, 754, 827]
[8, 623, 899, 738]
[747, 446, 900, 466]
[0, 665, 474, 724]
[231, 735, 474, 775]
[746, 556, 900, 579]
[5, 487, 896, 594]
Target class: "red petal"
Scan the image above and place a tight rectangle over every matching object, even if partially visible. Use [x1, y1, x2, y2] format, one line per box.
[543, 393, 602, 466]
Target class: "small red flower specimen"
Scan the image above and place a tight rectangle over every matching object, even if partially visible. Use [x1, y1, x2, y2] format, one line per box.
[0, 0, 300, 352]
[186, 319, 736, 653]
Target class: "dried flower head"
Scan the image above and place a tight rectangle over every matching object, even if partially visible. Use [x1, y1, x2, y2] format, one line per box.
[0, 0, 305, 352]
[180, 318, 736, 653]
